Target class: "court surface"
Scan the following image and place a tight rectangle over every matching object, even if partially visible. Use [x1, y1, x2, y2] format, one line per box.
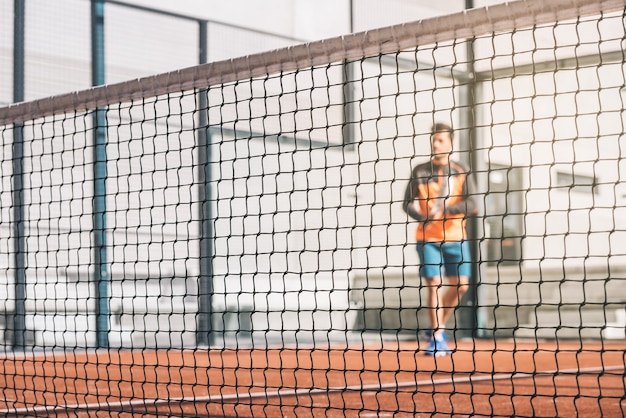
[0, 338, 623, 417]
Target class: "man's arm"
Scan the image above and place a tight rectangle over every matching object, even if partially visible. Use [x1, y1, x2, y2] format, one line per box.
[444, 172, 479, 216]
[403, 173, 425, 221]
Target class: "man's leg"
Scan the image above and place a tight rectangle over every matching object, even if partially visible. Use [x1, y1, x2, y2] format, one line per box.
[424, 275, 443, 333]
[417, 242, 452, 355]
[423, 275, 452, 356]
[439, 275, 470, 328]
[437, 240, 472, 336]
[417, 242, 445, 334]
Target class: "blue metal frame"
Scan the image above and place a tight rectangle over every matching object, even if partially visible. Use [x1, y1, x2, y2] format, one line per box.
[196, 20, 214, 347]
[11, 0, 27, 350]
[91, 0, 109, 348]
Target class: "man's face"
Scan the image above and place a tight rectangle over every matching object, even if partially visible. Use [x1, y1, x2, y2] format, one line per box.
[431, 131, 453, 160]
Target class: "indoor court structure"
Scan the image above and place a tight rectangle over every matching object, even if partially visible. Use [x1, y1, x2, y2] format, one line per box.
[0, 0, 625, 416]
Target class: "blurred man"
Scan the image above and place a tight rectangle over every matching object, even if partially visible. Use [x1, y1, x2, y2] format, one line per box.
[403, 123, 478, 356]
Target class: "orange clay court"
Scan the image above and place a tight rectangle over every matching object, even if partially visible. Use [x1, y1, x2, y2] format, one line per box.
[0, 338, 623, 417]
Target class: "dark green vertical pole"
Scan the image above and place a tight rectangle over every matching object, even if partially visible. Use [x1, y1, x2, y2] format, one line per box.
[457, 0, 480, 338]
[196, 20, 214, 346]
[342, 0, 354, 147]
[12, 0, 24, 104]
[12, 0, 27, 350]
[91, 0, 108, 348]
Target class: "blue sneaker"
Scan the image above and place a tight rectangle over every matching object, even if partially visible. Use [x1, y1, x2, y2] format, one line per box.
[423, 333, 451, 357]
[419, 329, 433, 342]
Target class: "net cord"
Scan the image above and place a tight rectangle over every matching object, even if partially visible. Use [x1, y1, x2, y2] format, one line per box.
[0, 0, 624, 126]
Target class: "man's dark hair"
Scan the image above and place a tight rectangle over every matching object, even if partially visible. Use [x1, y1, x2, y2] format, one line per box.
[431, 122, 454, 139]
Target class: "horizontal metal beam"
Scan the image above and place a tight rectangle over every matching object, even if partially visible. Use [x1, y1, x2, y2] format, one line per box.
[475, 49, 625, 81]
[103, 0, 306, 44]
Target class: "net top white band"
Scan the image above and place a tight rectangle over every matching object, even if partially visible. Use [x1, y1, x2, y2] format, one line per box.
[0, 0, 624, 126]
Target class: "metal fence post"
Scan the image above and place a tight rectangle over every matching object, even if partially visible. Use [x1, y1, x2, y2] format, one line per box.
[196, 20, 214, 347]
[11, 0, 27, 350]
[92, 0, 109, 348]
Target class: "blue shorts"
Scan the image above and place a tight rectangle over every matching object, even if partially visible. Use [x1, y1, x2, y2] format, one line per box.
[416, 241, 472, 279]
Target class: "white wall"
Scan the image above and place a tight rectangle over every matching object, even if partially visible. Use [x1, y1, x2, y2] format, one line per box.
[123, 0, 485, 40]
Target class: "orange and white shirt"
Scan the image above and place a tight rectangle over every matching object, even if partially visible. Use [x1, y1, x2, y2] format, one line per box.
[403, 159, 478, 242]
